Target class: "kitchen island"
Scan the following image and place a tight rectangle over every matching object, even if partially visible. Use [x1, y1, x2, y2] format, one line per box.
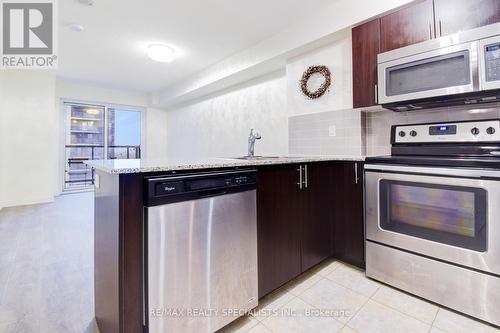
[86, 155, 365, 333]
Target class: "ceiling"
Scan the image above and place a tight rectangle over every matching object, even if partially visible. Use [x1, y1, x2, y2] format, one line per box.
[58, 0, 334, 93]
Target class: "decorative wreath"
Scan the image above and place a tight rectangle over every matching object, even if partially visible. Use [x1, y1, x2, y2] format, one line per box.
[300, 65, 331, 99]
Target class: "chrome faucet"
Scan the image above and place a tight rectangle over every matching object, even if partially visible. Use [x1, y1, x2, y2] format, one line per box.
[247, 129, 261, 157]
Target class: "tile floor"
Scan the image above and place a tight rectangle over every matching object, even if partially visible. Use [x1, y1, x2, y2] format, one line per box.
[218, 259, 500, 333]
[0, 193, 498, 333]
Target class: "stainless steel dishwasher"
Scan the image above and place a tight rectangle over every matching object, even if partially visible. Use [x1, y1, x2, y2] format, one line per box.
[144, 169, 258, 333]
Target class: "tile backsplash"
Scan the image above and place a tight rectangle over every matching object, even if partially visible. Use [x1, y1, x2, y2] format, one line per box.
[288, 109, 365, 156]
[289, 103, 500, 157]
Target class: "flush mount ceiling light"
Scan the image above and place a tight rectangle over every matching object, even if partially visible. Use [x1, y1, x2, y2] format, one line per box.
[147, 44, 176, 63]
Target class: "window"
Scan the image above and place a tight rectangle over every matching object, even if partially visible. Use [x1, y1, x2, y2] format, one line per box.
[107, 108, 142, 159]
[64, 102, 143, 191]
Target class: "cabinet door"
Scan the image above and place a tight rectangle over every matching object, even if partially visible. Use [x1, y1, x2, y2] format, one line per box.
[380, 0, 435, 53]
[333, 162, 365, 268]
[257, 165, 302, 298]
[352, 19, 380, 108]
[301, 163, 335, 272]
[434, 0, 500, 37]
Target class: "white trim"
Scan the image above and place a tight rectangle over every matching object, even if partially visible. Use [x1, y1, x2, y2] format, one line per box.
[0, 197, 55, 209]
[62, 188, 95, 195]
[104, 105, 109, 159]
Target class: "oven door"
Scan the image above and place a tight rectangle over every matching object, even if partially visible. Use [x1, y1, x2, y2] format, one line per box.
[378, 41, 479, 104]
[365, 164, 500, 275]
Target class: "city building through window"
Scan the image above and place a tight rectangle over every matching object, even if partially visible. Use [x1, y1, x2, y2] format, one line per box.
[64, 101, 142, 191]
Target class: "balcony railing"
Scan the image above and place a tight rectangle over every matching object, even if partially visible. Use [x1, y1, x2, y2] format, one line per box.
[65, 145, 141, 190]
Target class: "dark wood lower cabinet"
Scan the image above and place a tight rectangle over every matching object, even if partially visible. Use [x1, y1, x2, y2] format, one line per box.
[94, 172, 144, 333]
[257, 165, 303, 298]
[333, 162, 365, 268]
[301, 163, 335, 272]
[257, 161, 365, 298]
[94, 161, 366, 331]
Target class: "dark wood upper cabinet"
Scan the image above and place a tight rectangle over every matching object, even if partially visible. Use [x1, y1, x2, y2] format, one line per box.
[352, 20, 380, 108]
[380, 0, 435, 53]
[434, 0, 500, 37]
[353, 0, 500, 108]
[257, 165, 303, 298]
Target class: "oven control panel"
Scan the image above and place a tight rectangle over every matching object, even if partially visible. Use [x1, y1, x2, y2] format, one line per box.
[393, 120, 500, 143]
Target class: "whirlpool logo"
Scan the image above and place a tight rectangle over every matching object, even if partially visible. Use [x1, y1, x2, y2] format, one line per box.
[1, 0, 57, 69]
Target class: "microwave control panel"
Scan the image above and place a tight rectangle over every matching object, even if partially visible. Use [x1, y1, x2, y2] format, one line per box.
[485, 43, 500, 82]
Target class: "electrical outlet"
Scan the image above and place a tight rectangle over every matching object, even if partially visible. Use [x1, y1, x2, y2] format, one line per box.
[328, 125, 336, 137]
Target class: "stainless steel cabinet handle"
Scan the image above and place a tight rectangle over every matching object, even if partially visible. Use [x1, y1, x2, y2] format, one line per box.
[297, 165, 303, 189]
[304, 164, 308, 189]
[429, 23, 432, 39]
[374, 84, 378, 104]
[354, 162, 359, 185]
[439, 20, 442, 37]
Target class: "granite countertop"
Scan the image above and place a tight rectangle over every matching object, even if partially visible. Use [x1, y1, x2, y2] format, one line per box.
[84, 155, 365, 174]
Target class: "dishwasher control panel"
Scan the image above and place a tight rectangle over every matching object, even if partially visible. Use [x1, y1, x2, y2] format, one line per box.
[145, 170, 257, 206]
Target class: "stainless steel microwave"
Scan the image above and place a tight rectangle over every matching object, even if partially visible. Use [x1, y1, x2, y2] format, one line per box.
[378, 22, 500, 111]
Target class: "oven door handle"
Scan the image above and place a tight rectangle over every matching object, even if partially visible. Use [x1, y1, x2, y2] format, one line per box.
[364, 164, 500, 179]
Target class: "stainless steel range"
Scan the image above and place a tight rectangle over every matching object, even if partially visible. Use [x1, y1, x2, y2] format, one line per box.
[365, 119, 500, 326]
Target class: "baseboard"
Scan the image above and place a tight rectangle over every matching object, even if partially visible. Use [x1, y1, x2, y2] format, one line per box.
[0, 196, 55, 209]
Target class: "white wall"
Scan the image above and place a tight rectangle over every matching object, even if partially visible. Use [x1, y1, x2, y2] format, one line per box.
[166, 71, 287, 159]
[160, 1, 414, 157]
[145, 107, 169, 161]
[286, 31, 363, 157]
[286, 31, 353, 116]
[0, 71, 57, 209]
[56, 79, 150, 107]
[165, 31, 361, 159]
